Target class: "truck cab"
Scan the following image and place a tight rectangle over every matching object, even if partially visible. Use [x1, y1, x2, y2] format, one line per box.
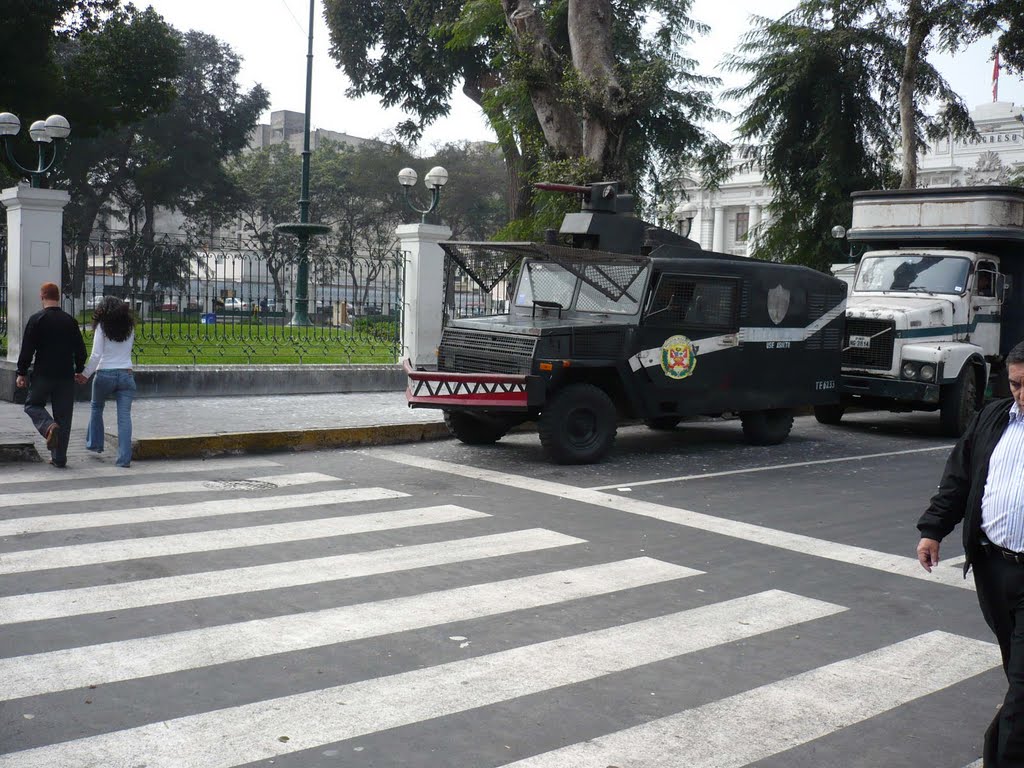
[819, 186, 1024, 435]
[405, 182, 847, 464]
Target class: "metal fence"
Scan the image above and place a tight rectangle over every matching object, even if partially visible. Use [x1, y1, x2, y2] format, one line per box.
[62, 234, 404, 365]
[442, 249, 518, 324]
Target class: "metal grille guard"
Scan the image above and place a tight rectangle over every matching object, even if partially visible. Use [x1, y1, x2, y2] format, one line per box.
[440, 242, 648, 302]
[404, 360, 543, 410]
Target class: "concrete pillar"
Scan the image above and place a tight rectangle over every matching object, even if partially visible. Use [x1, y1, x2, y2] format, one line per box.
[747, 204, 762, 256]
[396, 222, 452, 369]
[712, 206, 726, 253]
[3, 184, 70, 364]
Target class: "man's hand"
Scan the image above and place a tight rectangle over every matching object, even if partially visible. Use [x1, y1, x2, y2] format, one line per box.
[15, 375, 27, 389]
[917, 538, 941, 573]
[74, 373, 87, 385]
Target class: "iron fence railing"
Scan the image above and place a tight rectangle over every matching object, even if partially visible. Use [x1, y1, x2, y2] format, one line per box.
[61, 234, 404, 365]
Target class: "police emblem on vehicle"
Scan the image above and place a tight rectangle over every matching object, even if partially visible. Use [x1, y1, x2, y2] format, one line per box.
[661, 335, 697, 379]
[767, 284, 791, 325]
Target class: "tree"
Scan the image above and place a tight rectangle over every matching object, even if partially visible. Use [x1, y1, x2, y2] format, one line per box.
[972, 0, 1024, 73]
[425, 141, 508, 240]
[324, 0, 726, 224]
[724, 6, 898, 270]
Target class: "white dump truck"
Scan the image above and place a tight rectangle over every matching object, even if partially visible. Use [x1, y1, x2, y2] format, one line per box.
[817, 185, 1024, 436]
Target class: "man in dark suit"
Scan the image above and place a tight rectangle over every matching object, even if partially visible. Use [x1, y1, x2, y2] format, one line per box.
[15, 282, 87, 467]
[917, 340, 1024, 766]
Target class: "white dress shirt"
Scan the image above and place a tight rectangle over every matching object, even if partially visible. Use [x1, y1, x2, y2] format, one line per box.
[981, 402, 1024, 550]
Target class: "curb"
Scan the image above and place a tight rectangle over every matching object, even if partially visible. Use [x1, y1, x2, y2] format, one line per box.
[132, 421, 452, 460]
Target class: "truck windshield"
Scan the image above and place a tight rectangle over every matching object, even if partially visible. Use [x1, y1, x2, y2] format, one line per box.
[514, 261, 647, 314]
[854, 254, 971, 295]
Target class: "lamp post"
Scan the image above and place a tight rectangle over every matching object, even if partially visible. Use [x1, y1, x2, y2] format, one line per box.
[275, 0, 330, 327]
[398, 166, 449, 223]
[673, 201, 698, 238]
[0, 113, 71, 188]
[831, 224, 863, 262]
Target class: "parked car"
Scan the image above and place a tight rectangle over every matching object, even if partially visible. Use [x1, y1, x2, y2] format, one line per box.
[221, 297, 248, 311]
[159, 301, 179, 312]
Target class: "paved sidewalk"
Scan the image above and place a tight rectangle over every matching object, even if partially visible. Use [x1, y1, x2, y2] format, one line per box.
[0, 391, 447, 464]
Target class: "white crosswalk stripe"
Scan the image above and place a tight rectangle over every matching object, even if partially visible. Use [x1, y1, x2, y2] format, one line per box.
[0, 590, 843, 767]
[0, 486, 408, 536]
[1, 557, 701, 701]
[0, 465, 996, 768]
[0, 457, 281, 486]
[0, 505, 488, 574]
[0, 529, 584, 625]
[505, 631, 999, 767]
[0, 471, 337, 508]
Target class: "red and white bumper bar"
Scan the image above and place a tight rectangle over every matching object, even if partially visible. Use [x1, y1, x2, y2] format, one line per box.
[404, 360, 543, 410]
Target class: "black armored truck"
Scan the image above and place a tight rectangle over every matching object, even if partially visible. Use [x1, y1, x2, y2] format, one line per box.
[405, 182, 847, 463]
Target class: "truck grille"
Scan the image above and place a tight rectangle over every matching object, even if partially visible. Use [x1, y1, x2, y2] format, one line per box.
[842, 318, 895, 370]
[438, 328, 537, 374]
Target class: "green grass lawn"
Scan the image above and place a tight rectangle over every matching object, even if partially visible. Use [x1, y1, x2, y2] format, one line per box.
[77, 314, 400, 365]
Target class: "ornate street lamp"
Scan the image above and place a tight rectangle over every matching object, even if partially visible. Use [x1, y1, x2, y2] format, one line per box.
[672, 201, 698, 238]
[0, 113, 71, 188]
[275, 0, 330, 327]
[398, 166, 449, 223]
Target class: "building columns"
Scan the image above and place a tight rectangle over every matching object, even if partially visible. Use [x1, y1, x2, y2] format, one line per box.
[711, 206, 726, 253]
[747, 204, 762, 256]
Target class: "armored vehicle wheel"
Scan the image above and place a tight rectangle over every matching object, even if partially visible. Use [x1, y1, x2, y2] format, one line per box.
[813, 404, 845, 425]
[539, 383, 617, 464]
[444, 410, 509, 445]
[740, 409, 795, 446]
[940, 367, 978, 438]
[644, 416, 681, 431]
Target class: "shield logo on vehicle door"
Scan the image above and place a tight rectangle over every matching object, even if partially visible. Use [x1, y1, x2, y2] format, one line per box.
[767, 284, 790, 325]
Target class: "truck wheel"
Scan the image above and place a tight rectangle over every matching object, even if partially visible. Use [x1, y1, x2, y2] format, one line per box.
[813, 404, 845, 426]
[741, 409, 795, 446]
[644, 416, 681, 431]
[940, 368, 979, 438]
[539, 383, 617, 464]
[443, 410, 509, 445]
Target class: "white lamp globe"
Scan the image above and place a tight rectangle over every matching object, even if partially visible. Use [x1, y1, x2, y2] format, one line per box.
[424, 166, 449, 189]
[398, 167, 418, 188]
[44, 114, 71, 140]
[0, 112, 20, 137]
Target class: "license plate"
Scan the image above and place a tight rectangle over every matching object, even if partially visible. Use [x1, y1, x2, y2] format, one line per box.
[849, 334, 872, 349]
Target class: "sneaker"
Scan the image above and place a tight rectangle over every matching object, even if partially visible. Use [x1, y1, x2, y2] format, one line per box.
[45, 423, 60, 450]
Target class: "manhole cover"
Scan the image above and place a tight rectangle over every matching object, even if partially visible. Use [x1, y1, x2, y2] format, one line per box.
[203, 479, 278, 491]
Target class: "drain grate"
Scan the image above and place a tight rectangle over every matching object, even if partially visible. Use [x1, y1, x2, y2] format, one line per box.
[203, 479, 278, 491]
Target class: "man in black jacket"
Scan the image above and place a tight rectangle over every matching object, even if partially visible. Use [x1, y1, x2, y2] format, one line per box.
[918, 339, 1024, 766]
[15, 282, 86, 468]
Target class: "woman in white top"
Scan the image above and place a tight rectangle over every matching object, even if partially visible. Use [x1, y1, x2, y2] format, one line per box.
[78, 297, 136, 467]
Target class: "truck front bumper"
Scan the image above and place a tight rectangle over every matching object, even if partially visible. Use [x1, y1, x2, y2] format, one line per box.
[404, 360, 545, 411]
[840, 374, 940, 404]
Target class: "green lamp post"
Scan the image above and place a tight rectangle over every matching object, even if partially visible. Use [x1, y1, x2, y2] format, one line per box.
[0, 113, 71, 188]
[397, 166, 449, 223]
[275, 0, 330, 327]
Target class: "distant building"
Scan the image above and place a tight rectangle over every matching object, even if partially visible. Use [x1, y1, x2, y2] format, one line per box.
[248, 110, 369, 153]
[681, 101, 1024, 257]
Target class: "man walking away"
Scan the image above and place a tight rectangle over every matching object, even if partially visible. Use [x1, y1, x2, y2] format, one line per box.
[15, 282, 87, 468]
[917, 339, 1024, 766]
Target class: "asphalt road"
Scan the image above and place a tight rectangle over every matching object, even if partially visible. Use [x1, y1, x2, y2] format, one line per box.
[0, 410, 997, 767]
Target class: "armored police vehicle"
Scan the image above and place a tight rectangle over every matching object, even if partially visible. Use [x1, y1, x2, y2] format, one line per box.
[819, 185, 1024, 436]
[405, 182, 847, 464]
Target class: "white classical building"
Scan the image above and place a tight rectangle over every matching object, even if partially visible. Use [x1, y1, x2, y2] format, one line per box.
[682, 101, 1024, 256]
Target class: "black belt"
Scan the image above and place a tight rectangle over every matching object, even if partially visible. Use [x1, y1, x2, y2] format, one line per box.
[981, 539, 1024, 565]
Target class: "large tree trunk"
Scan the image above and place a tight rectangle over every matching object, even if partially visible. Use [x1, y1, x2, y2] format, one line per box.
[899, 0, 930, 190]
[502, 0, 583, 159]
[568, 0, 626, 172]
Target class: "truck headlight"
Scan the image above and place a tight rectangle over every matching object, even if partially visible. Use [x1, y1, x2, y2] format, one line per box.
[919, 364, 936, 382]
[902, 361, 920, 379]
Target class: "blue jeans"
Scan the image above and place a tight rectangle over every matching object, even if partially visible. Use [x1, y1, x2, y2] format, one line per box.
[86, 369, 136, 466]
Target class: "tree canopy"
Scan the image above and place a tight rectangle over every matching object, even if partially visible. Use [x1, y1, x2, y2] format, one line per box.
[324, 0, 727, 227]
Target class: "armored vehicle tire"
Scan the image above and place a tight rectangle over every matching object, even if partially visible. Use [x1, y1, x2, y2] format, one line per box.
[939, 367, 979, 438]
[539, 383, 617, 464]
[644, 416, 681, 431]
[813, 404, 845, 425]
[444, 410, 509, 445]
[740, 409, 795, 446]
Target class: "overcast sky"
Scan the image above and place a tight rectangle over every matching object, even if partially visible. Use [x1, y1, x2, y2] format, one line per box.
[141, 0, 1023, 154]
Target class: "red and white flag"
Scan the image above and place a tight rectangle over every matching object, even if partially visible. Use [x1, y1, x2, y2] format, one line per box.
[993, 51, 1001, 102]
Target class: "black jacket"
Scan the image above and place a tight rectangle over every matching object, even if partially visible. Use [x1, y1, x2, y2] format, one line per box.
[16, 306, 87, 379]
[917, 397, 1015, 574]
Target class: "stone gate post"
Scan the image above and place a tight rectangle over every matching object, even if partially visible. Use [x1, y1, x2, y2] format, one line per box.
[396, 222, 451, 370]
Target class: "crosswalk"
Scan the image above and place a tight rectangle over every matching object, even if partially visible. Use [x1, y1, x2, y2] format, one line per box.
[0, 456, 1000, 767]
